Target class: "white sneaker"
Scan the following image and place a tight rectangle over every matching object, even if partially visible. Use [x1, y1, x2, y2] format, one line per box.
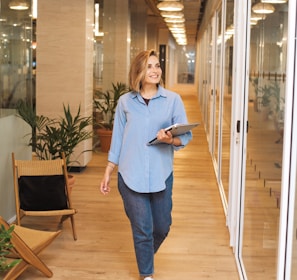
[144, 277, 154, 280]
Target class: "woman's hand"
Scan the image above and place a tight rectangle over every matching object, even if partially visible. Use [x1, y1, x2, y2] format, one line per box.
[100, 175, 111, 195]
[157, 129, 174, 144]
[100, 162, 115, 195]
[157, 129, 181, 146]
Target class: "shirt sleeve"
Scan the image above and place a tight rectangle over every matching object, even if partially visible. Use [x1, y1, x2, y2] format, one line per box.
[108, 97, 126, 164]
[171, 94, 193, 150]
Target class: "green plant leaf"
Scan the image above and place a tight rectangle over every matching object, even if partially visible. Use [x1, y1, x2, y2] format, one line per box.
[0, 224, 21, 272]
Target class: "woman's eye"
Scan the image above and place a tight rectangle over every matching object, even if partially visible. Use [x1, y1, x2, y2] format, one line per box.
[147, 64, 160, 69]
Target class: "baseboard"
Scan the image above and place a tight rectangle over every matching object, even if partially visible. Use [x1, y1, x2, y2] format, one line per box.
[67, 166, 87, 173]
[7, 215, 16, 224]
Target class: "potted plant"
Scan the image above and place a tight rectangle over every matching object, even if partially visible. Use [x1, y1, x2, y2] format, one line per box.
[250, 79, 284, 120]
[0, 224, 21, 275]
[260, 82, 283, 111]
[93, 82, 129, 152]
[16, 101, 92, 169]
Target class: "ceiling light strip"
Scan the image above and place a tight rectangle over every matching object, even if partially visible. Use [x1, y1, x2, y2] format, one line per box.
[157, 1, 184, 12]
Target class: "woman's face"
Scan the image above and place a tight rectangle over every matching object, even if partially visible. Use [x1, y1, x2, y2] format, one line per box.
[143, 55, 162, 86]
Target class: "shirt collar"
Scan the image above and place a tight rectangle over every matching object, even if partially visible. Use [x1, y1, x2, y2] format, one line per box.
[132, 86, 167, 101]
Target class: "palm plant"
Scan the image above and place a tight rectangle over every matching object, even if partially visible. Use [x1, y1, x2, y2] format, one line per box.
[17, 101, 92, 166]
[94, 82, 129, 130]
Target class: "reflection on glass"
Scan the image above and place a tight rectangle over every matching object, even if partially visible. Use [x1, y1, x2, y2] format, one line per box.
[221, 0, 234, 201]
[214, 8, 222, 166]
[291, 152, 297, 278]
[242, 2, 288, 278]
[206, 23, 212, 138]
[94, 1, 104, 90]
[0, 0, 34, 116]
[177, 47, 196, 84]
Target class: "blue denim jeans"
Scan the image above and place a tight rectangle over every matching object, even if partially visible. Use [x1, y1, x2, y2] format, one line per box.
[118, 172, 173, 277]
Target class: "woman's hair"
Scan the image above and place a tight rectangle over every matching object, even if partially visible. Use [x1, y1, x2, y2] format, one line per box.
[128, 49, 162, 92]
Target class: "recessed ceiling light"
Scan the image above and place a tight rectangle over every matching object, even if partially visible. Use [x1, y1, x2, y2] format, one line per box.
[261, 0, 287, 3]
[160, 11, 184, 19]
[157, 1, 184, 12]
[252, 3, 275, 14]
[164, 17, 185, 23]
[9, 1, 29, 10]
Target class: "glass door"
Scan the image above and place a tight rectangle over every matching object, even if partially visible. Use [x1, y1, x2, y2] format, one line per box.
[209, 1, 235, 212]
[208, 15, 216, 151]
[287, 107, 297, 278]
[289, 110, 297, 279]
[213, 8, 222, 168]
[221, 0, 234, 202]
[241, 1, 288, 279]
[205, 23, 212, 140]
[290, 160, 297, 278]
[279, 1, 297, 278]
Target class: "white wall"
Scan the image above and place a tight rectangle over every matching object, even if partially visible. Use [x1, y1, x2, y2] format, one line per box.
[0, 114, 31, 221]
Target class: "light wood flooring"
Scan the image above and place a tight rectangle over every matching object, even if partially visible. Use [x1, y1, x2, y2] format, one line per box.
[15, 85, 239, 280]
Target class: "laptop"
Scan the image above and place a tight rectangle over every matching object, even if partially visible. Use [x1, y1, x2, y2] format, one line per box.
[147, 122, 200, 145]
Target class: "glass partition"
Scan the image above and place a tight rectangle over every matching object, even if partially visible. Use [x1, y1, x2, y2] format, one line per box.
[221, 0, 234, 202]
[213, 8, 222, 166]
[198, 0, 234, 210]
[0, 0, 34, 117]
[205, 23, 212, 139]
[291, 161, 297, 279]
[287, 3, 297, 275]
[94, 0, 104, 91]
[290, 115, 297, 277]
[242, 2, 288, 278]
[177, 47, 196, 84]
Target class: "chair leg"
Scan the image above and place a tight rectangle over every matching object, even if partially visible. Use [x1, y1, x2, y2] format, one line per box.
[70, 215, 77, 241]
[3, 260, 52, 280]
[59, 215, 77, 240]
[3, 260, 29, 280]
[11, 232, 53, 278]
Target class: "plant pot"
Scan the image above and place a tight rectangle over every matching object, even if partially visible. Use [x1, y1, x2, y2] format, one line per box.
[96, 128, 112, 153]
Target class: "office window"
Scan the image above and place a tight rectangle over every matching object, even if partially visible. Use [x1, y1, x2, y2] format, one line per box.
[0, 0, 34, 117]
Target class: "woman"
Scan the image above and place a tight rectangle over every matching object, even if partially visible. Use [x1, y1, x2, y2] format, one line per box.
[100, 49, 192, 280]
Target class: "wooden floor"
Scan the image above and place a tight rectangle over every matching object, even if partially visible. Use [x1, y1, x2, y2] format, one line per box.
[16, 85, 239, 280]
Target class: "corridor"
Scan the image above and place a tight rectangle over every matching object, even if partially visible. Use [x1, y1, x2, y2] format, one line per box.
[18, 85, 239, 280]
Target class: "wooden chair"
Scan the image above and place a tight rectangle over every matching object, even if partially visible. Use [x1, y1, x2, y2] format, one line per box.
[12, 153, 77, 240]
[0, 216, 61, 280]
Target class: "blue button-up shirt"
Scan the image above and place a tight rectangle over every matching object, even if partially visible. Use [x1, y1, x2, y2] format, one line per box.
[108, 86, 192, 193]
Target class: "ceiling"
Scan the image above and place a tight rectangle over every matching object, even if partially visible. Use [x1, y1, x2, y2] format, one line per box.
[145, 0, 207, 49]
[1, 0, 207, 50]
